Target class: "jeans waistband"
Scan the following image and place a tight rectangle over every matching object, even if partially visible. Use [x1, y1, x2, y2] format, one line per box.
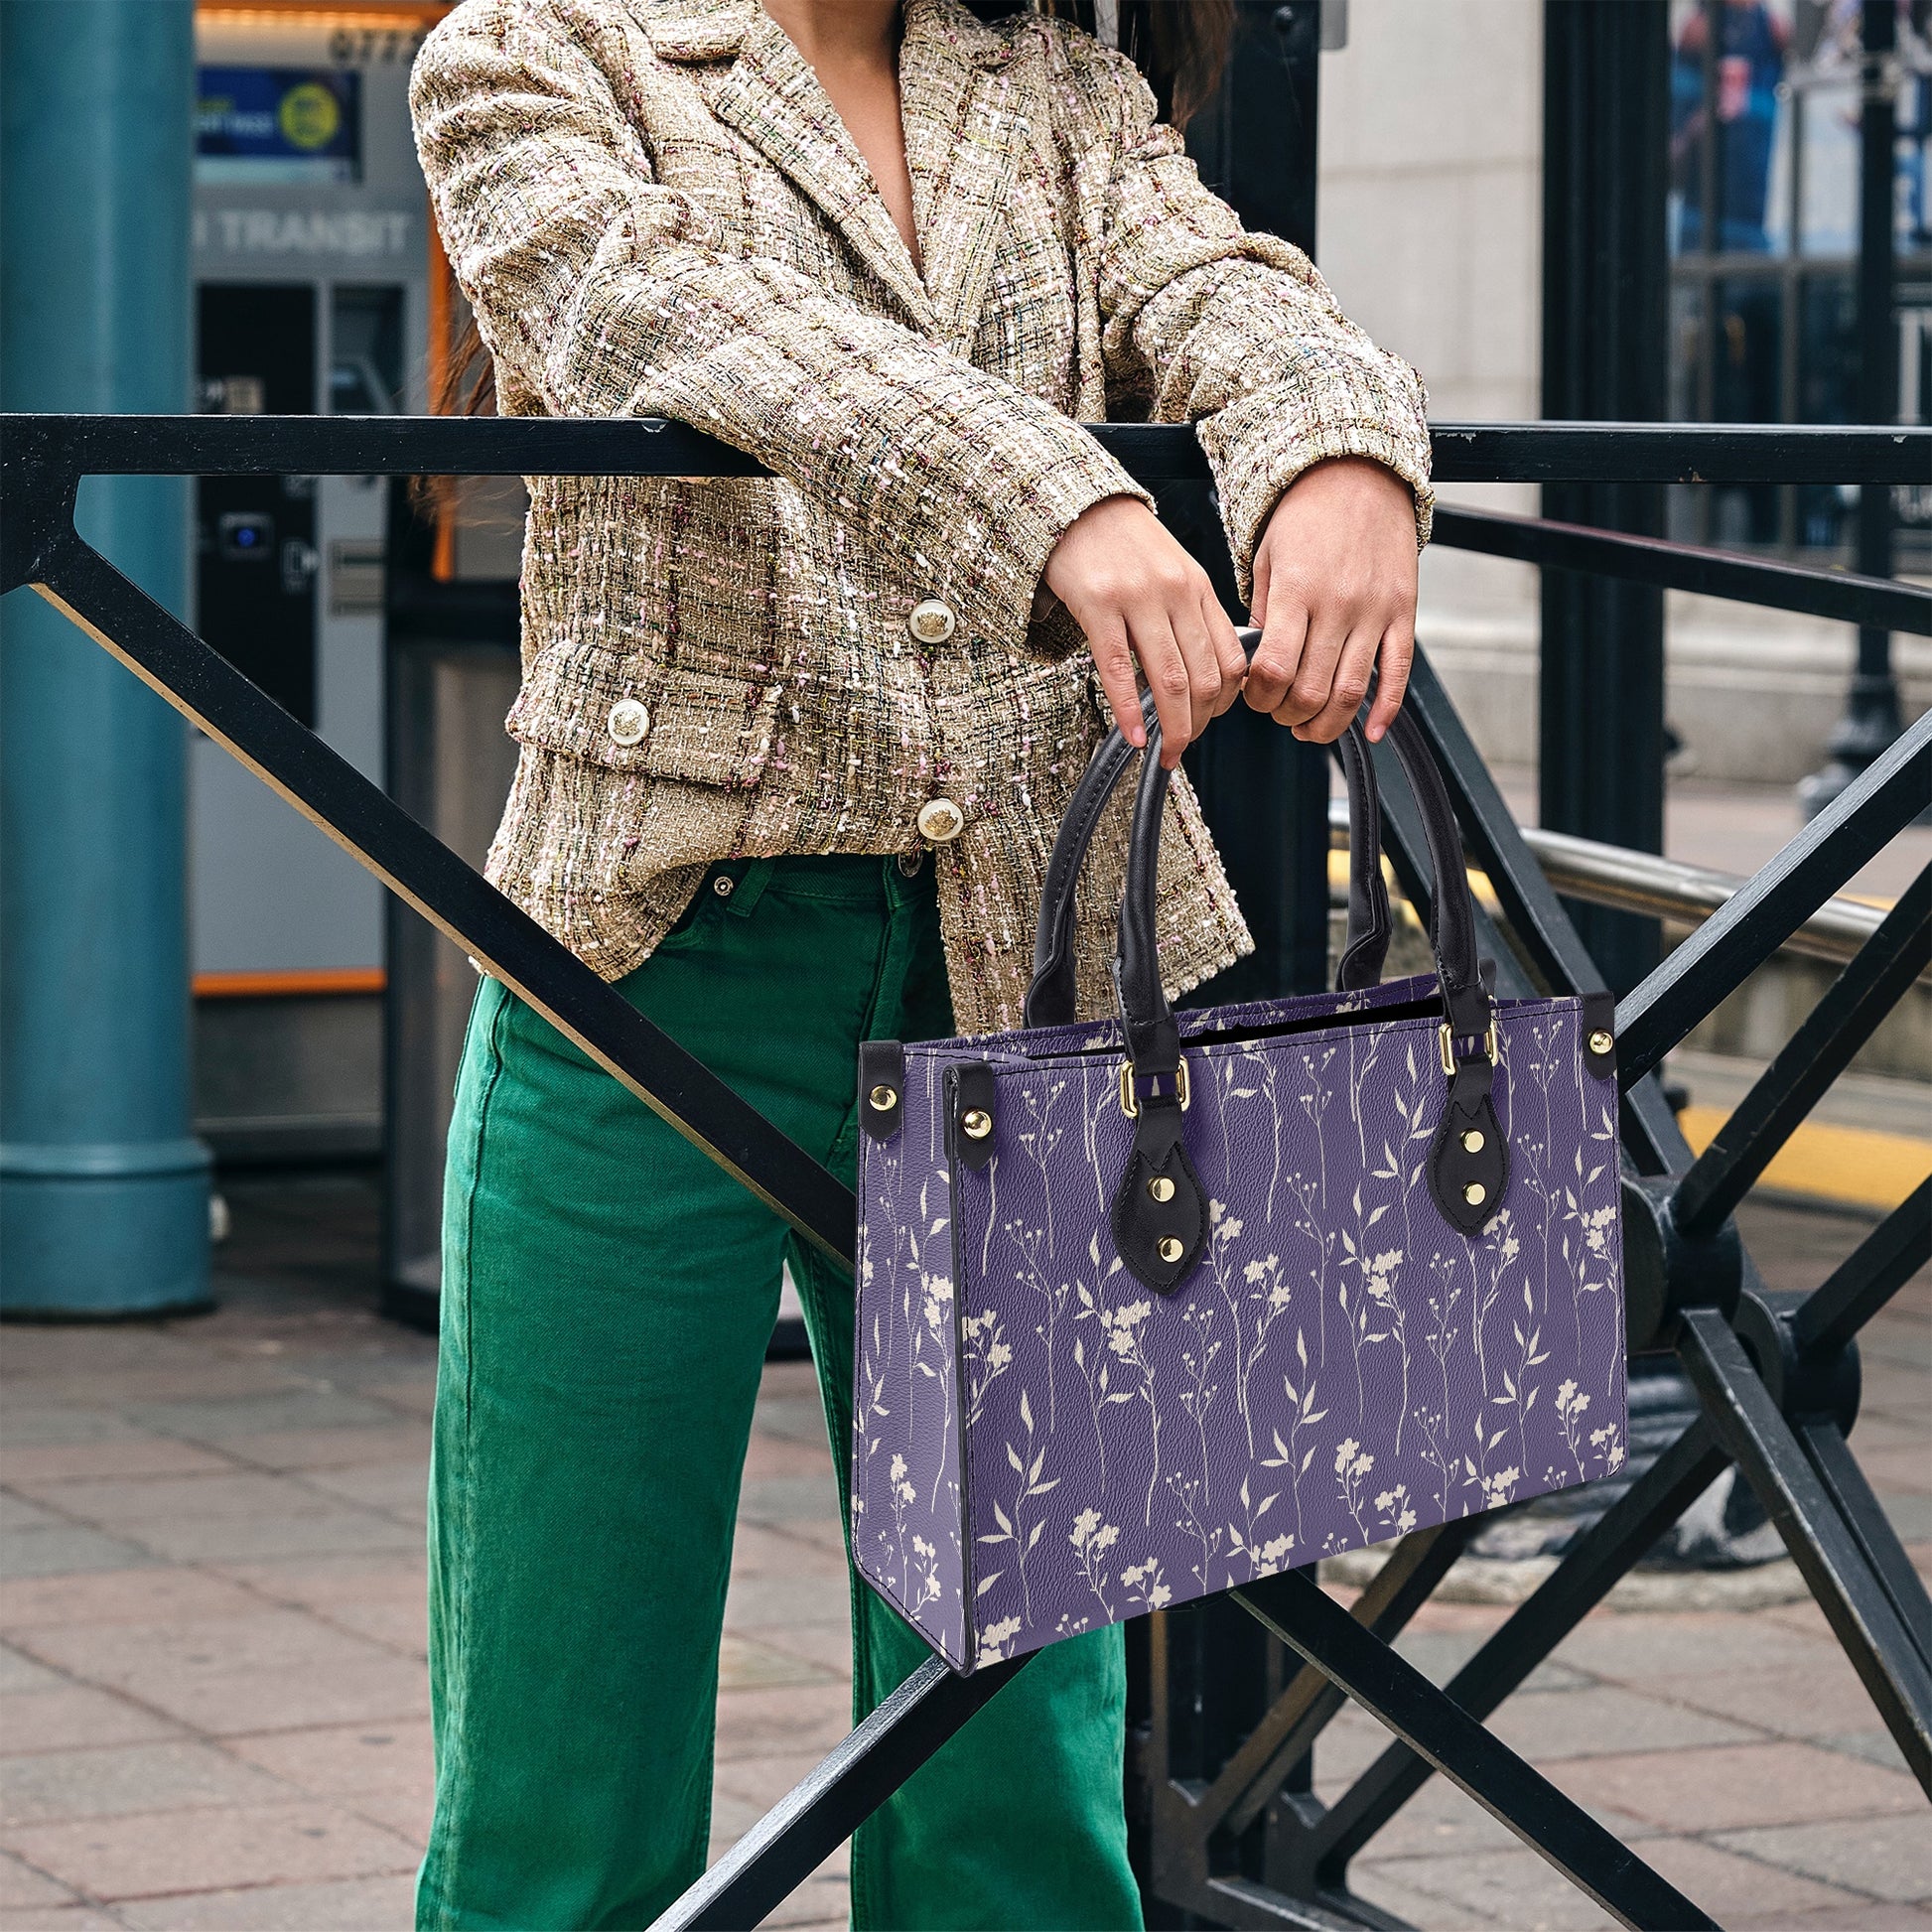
[709, 852, 928, 910]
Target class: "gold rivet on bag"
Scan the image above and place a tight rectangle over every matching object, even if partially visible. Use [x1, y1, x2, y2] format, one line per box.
[868, 1085, 898, 1113]
[1589, 1029, 1613, 1055]
[1461, 1128, 1484, 1154]
[1157, 1236, 1183, 1263]
[1463, 1181, 1487, 1207]
[961, 1109, 992, 1140]
[1148, 1175, 1175, 1203]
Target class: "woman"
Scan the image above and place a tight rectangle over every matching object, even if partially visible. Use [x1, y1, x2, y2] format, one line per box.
[408, 0, 1429, 1924]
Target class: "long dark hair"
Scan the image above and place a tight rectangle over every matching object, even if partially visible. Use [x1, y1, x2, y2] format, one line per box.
[428, 0, 1231, 426]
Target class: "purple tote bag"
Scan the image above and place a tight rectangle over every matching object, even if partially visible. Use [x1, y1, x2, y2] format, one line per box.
[853, 700, 1627, 1673]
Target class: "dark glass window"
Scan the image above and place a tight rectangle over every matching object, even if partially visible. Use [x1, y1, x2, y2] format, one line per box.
[1667, 0, 1932, 567]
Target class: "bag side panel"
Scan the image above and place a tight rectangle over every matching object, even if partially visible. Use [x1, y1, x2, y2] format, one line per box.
[852, 1044, 967, 1669]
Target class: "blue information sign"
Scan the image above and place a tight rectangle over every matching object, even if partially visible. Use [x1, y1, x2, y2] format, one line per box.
[197, 68, 361, 185]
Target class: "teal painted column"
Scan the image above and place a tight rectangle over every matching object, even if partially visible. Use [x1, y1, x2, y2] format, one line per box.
[1, 0, 210, 1315]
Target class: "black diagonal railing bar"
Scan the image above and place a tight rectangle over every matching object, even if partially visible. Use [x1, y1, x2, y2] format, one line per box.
[1793, 1178, 1932, 1360]
[1309, 1417, 1730, 1880]
[1432, 506, 1932, 634]
[1615, 712, 1932, 1085]
[1672, 868, 1932, 1238]
[1798, 1417, 1932, 1677]
[1226, 1570, 1717, 1930]
[650, 1655, 1024, 1932]
[1679, 1311, 1932, 1790]
[1199, 1519, 1473, 1842]
[23, 533, 859, 1263]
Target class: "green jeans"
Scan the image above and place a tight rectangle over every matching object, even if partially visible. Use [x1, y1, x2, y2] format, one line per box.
[419, 854, 1144, 1932]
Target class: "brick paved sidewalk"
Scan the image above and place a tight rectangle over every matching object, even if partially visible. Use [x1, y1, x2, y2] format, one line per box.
[1, 1178, 1925, 1931]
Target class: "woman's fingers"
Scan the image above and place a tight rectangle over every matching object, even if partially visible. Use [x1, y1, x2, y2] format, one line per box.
[1244, 578, 1311, 716]
[1290, 621, 1380, 743]
[1206, 594, 1249, 716]
[1271, 604, 1347, 731]
[1128, 608, 1194, 768]
[1364, 612, 1416, 743]
[1087, 615, 1148, 750]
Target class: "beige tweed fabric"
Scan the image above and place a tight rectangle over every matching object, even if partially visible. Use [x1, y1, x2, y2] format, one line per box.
[410, 0, 1435, 1033]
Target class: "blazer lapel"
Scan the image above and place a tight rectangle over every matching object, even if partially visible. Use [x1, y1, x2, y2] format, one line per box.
[699, 6, 938, 332]
[898, 0, 1033, 353]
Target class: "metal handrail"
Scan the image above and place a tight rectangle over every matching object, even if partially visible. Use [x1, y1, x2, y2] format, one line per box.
[1326, 801, 1917, 972]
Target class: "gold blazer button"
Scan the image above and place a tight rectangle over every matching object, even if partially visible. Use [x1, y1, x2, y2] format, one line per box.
[607, 698, 650, 747]
[907, 598, 957, 645]
[916, 797, 964, 843]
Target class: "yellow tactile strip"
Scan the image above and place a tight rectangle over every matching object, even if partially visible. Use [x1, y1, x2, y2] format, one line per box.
[1677, 1107, 1931, 1214]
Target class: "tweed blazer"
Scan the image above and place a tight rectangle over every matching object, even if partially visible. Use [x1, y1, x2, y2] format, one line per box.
[410, 0, 1434, 1033]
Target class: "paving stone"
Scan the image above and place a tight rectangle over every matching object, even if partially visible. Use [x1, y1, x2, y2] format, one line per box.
[713, 1683, 853, 1763]
[1814, 1728, 1911, 1774]
[0, 1412, 143, 1451]
[1344, 1846, 1618, 1930]
[1390, 1624, 1592, 1692]
[751, 1621, 855, 1679]
[728, 1523, 847, 1581]
[117, 1393, 402, 1444]
[1648, 1660, 1889, 1738]
[713, 1748, 845, 1813]
[1348, 1860, 1497, 1931]
[223, 1719, 432, 1803]
[0, 1648, 69, 1696]
[311, 1600, 424, 1656]
[213, 1427, 428, 1473]
[0, 1849, 77, 1909]
[717, 1635, 836, 1693]
[113, 1873, 419, 1931]
[1554, 1609, 1839, 1682]
[1, 1331, 208, 1378]
[0, 1690, 183, 1756]
[337, 1786, 430, 1848]
[0, 1800, 417, 1900]
[13, 1613, 430, 1735]
[1864, 1490, 1932, 1541]
[23, 1473, 348, 1532]
[1850, 1443, 1932, 1495]
[742, 1432, 833, 1479]
[1640, 1838, 1870, 1919]
[33, 1365, 309, 1409]
[114, 1507, 421, 1567]
[209, 1555, 424, 1613]
[722, 1572, 851, 1632]
[1730, 1906, 1932, 1929]
[0, 1442, 236, 1485]
[1549, 1740, 1921, 1832]
[0, 1741, 291, 1827]
[737, 1474, 842, 1525]
[293, 1464, 428, 1521]
[0, 1526, 156, 1585]
[1483, 1684, 1759, 1760]
[356, 1380, 435, 1420]
[1713, 1815, 1932, 1904]
[0, 1497, 69, 1535]
[0, 1905, 126, 1930]
[0, 1569, 262, 1633]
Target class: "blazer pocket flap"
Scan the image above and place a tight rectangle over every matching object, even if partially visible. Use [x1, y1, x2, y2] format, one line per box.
[507, 654, 784, 788]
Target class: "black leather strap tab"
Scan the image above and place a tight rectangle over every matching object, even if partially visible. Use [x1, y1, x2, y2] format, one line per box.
[949, 1061, 998, 1173]
[858, 1040, 904, 1142]
[1110, 1093, 1207, 1293]
[1582, 990, 1617, 1080]
[1428, 1057, 1508, 1235]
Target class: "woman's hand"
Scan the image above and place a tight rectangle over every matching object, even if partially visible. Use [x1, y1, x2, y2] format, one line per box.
[1243, 457, 1420, 744]
[1043, 495, 1247, 768]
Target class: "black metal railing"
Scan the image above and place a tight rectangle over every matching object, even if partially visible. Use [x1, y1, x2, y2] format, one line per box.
[2, 411, 1926, 1931]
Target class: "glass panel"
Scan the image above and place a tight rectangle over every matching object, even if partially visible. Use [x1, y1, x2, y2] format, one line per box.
[1672, 0, 1796, 255]
[1797, 270, 1858, 550]
[1712, 274, 1786, 543]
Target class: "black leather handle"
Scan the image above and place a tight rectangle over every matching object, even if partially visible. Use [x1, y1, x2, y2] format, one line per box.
[1028, 626, 1397, 1026]
[1113, 704, 1490, 1051]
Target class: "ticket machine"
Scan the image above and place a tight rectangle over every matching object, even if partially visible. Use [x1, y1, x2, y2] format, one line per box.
[191, 5, 437, 1158]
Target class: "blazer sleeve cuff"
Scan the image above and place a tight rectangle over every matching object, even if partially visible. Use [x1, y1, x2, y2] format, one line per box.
[1200, 390, 1436, 606]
